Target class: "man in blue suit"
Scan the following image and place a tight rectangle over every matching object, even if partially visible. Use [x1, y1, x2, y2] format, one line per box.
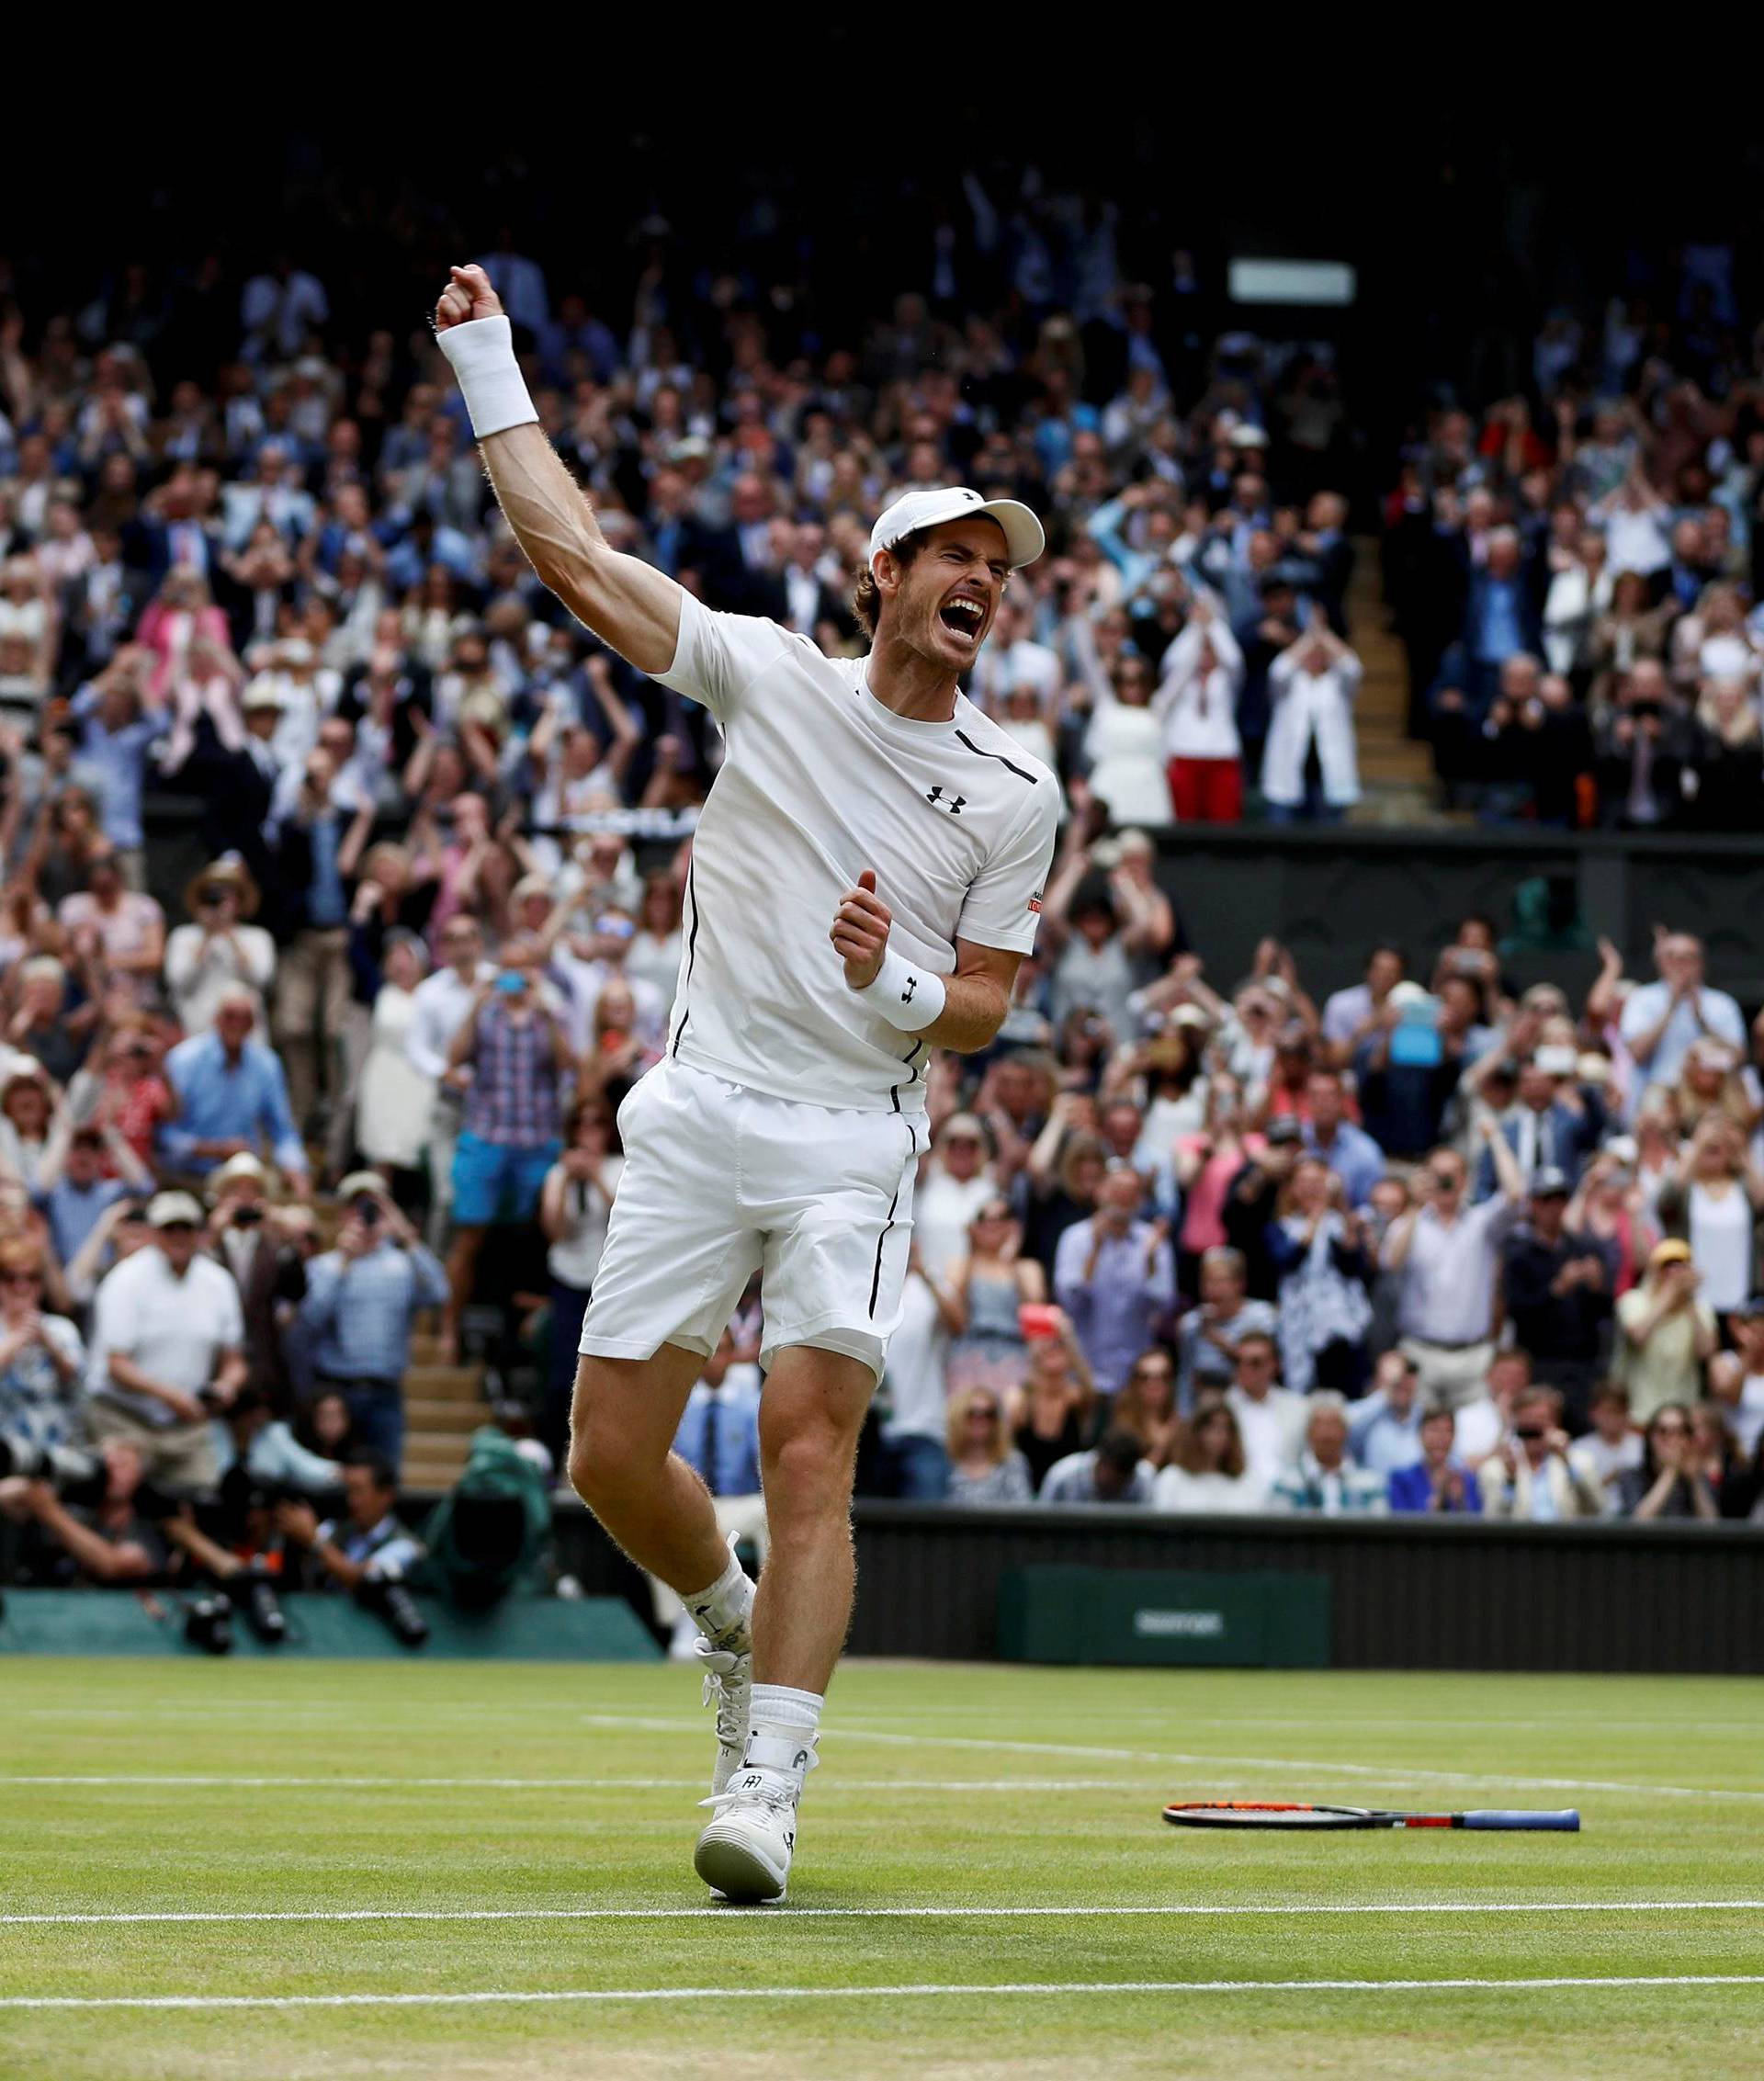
[1474, 1054, 1604, 1201]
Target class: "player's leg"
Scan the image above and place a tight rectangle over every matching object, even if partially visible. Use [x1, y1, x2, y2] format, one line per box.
[748, 1344, 874, 1691]
[566, 1346, 728, 1593]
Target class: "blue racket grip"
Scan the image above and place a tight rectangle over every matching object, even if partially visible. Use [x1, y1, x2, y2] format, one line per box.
[1462, 1810, 1580, 1832]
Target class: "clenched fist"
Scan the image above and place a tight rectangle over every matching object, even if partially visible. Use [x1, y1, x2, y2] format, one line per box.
[831, 869, 891, 989]
[435, 265, 503, 333]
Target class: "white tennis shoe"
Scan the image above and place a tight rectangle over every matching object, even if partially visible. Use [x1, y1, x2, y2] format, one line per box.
[694, 1754, 816, 1904]
[692, 1634, 752, 1798]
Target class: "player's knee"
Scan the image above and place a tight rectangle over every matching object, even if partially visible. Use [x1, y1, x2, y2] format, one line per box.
[763, 1422, 859, 1525]
[566, 1414, 629, 1513]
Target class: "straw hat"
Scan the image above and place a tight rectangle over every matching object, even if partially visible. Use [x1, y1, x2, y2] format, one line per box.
[183, 856, 261, 920]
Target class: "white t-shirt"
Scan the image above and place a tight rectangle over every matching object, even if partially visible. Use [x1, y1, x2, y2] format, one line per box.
[655, 592, 1060, 1114]
[88, 1248, 244, 1429]
[1225, 1383, 1308, 1490]
[1688, 1181, 1755, 1313]
[1724, 1370, 1764, 1459]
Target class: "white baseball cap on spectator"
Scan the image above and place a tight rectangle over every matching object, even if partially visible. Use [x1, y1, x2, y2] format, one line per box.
[147, 1191, 205, 1229]
[243, 683, 285, 712]
[207, 1152, 269, 1204]
[868, 487, 1045, 571]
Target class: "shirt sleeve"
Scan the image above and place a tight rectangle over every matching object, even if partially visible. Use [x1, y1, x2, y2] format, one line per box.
[651, 587, 792, 727]
[955, 781, 1061, 956]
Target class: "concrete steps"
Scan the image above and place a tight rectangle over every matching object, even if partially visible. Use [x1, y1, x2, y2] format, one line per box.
[1343, 534, 1439, 825]
[400, 1346, 492, 1490]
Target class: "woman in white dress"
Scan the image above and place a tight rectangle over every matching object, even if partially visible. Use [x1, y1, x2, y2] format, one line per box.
[1083, 653, 1173, 827]
[354, 932, 435, 1194]
[627, 870, 684, 1017]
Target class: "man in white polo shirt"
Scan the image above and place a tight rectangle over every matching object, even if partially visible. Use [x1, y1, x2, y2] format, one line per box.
[85, 1191, 247, 1490]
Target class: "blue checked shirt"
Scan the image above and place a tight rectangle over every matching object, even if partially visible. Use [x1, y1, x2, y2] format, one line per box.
[463, 1002, 564, 1148]
[299, 1239, 450, 1385]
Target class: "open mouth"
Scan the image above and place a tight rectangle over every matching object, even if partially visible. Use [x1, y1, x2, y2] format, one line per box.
[938, 595, 986, 644]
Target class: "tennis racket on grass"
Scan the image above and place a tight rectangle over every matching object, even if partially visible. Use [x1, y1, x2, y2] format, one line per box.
[1162, 1801, 1579, 1832]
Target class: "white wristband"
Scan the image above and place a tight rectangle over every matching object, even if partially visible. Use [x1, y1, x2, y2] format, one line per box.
[435, 316, 538, 441]
[857, 945, 946, 1034]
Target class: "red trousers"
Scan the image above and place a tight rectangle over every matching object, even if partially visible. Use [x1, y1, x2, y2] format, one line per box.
[1167, 756, 1243, 823]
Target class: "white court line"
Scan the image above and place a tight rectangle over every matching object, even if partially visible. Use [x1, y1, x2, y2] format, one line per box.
[4, 1899, 1762, 1928]
[0, 1776, 1117, 1793]
[579, 1713, 1764, 1805]
[6, 1974, 1764, 2011]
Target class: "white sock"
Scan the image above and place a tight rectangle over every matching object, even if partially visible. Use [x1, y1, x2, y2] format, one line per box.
[742, 1683, 823, 1793]
[681, 1550, 753, 1646]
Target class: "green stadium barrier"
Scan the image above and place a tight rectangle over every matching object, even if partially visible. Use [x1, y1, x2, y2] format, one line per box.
[0, 1589, 659, 1661]
[998, 1565, 1331, 1668]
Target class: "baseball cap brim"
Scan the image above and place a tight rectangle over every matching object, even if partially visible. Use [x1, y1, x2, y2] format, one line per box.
[869, 486, 1046, 571]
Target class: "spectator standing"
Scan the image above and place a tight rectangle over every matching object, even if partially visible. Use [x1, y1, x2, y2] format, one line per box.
[271, 750, 360, 1133]
[1385, 1126, 1524, 1408]
[1500, 1169, 1614, 1428]
[160, 987, 310, 1195]
[1613, 1240, 1719, 1422]
[1271, 1396, 1387, 1513]
[1301, 1069, 1385, 1209]
[912, 1114, 997, 1281]
[1153, 598, 1244, 822]
[1261, 614, 1362, 824]
[1268, 1157, 1374, 1395]
[1386, 1403, 1482, 1513]
[164, 857, 277, 1037]
[442, 944, 571, 1357]
[1350, 1350, 1426, 1475]
[403, 911, 495, 1237]
[201, 1152, 307, 1412]
[1052, 1162, 1176, 1402]
[1657, 1114, 1764, 1323]
[85, 1191, 247, 1488]
[1714, 1299, 1764, 1461]
[537, 1101, 624, 1468]
[1173, 1246, 1276, 1413]
[944, 1196, 1044, 1399]
[1620, 933, 1745, 1099]
[1008, 1331, 1095, 1492]
[299, 1174, 450, 1467]
[1225, 1329, 1308, 1490]
[1320, 945, 1406, 1070]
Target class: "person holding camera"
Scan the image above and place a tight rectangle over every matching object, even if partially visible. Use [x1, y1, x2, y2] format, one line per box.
[297, 1172, 449, 1468]
[85, 1192, 247, 1490]
[164, 856, 277, 1037]
[275, 1452, 428, 1646]
[202, 1152, 308, 1410]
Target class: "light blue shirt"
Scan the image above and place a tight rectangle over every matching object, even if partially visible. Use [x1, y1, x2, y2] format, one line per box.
[1303, 1120, 1386, 1209]
[673, 1368, 763, 1497]
[68, 686, 170, 848]
[161, 1032, 306, 1178]
[1053, 1216, 1178, 1399]
[300, 1239, 450, 1385]
[1349, 1393, 1425, 1474]
[1618, 980, 1746, 1098]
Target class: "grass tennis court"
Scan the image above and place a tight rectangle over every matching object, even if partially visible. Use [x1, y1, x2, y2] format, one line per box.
[3, 1657, 1761, 2077]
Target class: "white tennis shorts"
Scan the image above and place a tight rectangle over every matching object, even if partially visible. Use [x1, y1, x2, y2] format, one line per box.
[580, 1057, 924, 1384]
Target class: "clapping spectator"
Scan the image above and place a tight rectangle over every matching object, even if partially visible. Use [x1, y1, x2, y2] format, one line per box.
[1261, 612, 1363, 824]
[944, 1196, 1045, 1400]
[160, 986, 310, 1196]
[1008, 1329, 1095, 1491]
[0, 1240, 85, 1477]
[1614, 1402, 1718, 1521]
[1268, 1156, 1374, 1394]
[1224, 1329, 1308, 1490]
[1052, 1161, 1176, 1403]
[1385, 1125, 1524, 1408]
[1566, 1381, 1645, 1512]
[1173, 1245, 1276, 1413]
[1482, 1386, 1604, 1520]
[1387, 1402, 1483, 1513]
[1620, 932, 1745, 1094]
[1153, 595, 1244, 822]
[164, 856, 276, 1035]
[1349, 1350, 1426, 1475]
[1499, 1169, 1613, 1428]
[1109, 1347, 1182, 1468]
[537, 1101, 624, 1467]
[1657, 1114, 1764, 1323]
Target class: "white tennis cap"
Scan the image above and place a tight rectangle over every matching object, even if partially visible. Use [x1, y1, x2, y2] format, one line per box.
[868, 486, 1046, 571]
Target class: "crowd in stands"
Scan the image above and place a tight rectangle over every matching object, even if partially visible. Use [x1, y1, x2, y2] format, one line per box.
[1387, 277, 1764, 827]
[0, 191, 1760, 1612]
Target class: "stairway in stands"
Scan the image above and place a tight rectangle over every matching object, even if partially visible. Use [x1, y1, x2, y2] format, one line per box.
[401, 1328, 494, 1491]
[1343, 536, 1441, 826]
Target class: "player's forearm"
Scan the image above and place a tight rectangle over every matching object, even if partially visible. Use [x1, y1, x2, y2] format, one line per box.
[918, 974, 1010, 1053]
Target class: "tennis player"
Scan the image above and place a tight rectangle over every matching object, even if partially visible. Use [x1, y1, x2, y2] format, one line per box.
[435, 266, 1057, 1901]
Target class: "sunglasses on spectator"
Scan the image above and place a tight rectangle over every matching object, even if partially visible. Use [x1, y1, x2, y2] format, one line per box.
[967, 1404, 1000, 1421]
[1652, 1420, 1690, 1436]
[0, 1272, 40, 1286]
[1514, 1427, 1548, 1442]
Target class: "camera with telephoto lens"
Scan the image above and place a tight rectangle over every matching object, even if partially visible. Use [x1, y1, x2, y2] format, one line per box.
[356, 1574, 429, 1648]
[183, 1591, 234, 1656]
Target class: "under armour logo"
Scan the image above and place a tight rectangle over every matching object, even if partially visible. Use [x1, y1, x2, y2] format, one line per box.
[926, 786, 967, 814]
[901, 977, 918, 1005]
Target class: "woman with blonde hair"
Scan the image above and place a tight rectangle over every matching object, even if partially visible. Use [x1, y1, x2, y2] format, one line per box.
[1668, 1037, 1757, 1142]
[944, 1196, 1046, 1399]
[944, 1385, 1034, 1507]
[1657, 1113, 1764, 1324]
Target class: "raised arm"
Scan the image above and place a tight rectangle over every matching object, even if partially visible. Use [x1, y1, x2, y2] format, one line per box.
[435, 267, 682, 675]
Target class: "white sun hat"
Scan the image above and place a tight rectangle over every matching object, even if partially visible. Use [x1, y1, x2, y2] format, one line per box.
[868, 486, 1045, 571]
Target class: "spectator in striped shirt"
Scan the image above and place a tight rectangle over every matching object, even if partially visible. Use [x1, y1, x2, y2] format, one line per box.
[1271, 1394, 1389, 1514]
[441, 939, 571, 1358]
